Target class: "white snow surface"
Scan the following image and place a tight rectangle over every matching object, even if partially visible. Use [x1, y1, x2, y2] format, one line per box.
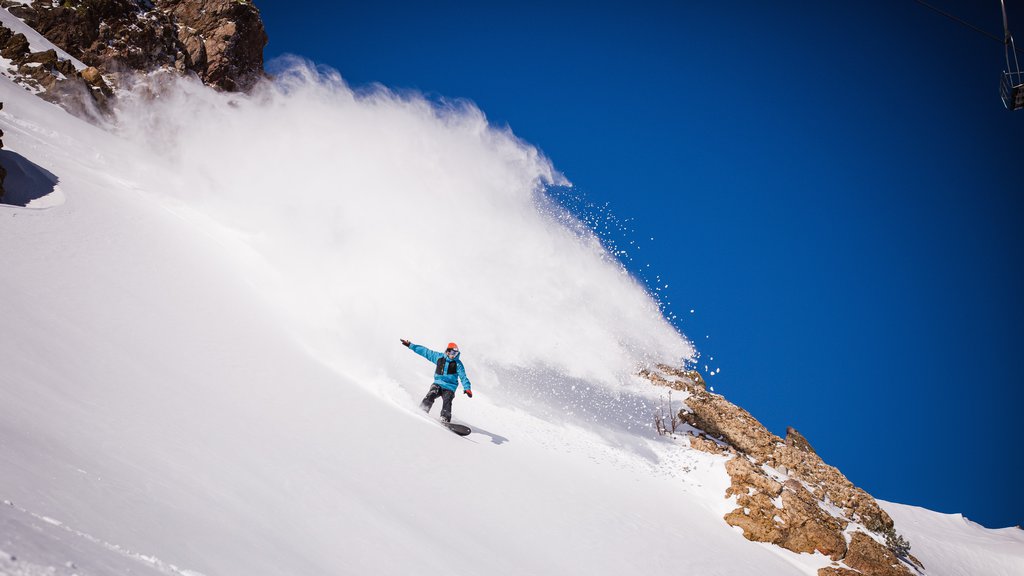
[0, 60, 1020, 575]
[881, 501, 1024, 576]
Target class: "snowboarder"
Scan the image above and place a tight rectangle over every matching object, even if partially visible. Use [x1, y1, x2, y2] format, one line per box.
[401, 339, 472, 423]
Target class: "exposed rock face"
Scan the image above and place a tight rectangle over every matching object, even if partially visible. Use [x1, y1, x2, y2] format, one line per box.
[819, 568, 863, 576]
[844, 532, 912, 576]
[1, 29, 30, 60]
[723, 456, 847, 559]
[0, 20, 113, 119]
[14, 0, 187, 77]
[156, 0, 267, 91]
[644, 365, 916, 576]
[4, 0, 266, 96]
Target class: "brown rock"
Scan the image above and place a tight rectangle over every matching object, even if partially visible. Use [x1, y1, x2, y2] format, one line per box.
[156, 0, 267, 91]
[818, 568, 862, 576]
[643, 366, 902, 564]
[844, 532, 913, 576]
[18, 0, 190, 76]
[22, 49, 59, 69]
[81, 66, 104, 85]
[56, 58, 77, 77]
[15, 0, 265, 91]
[725, 456, 782, 498]
[687, 433, 729, 455]
[724, 491, 785, 544]
[676, 379, 779, 461]
[778, 481, 848, 559]
[2, 32, 30, 61]
[786, 426, 817, 454]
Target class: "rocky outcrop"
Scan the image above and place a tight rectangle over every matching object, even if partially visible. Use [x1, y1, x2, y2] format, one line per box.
[8, 0, 266, 92]
[156, 0, 267, 91]
[723, 456, 848, 559]
[644, 365, 917, 576]
[819, 568, 863, 576]
[843, 532, 914, 576]
[0, 20, 113, 118]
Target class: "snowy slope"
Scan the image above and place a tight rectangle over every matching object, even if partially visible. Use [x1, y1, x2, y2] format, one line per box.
[1, 60, 1022, 576]
[0, 69, 789, 576]
[881, 501, 1024, 576]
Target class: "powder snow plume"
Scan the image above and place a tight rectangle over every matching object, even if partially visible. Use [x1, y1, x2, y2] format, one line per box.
[113, 58, 694, 430]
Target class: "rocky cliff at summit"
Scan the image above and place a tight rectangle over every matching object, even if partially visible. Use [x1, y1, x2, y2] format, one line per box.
[1, 0, 266, 114]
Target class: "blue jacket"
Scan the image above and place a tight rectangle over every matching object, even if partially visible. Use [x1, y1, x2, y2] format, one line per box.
[408, 343, 472, 392]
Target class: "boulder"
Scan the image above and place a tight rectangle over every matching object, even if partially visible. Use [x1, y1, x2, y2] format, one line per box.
[81, 66, 104, 85]
[22, 49, 58, 69]
[1, 32, 30, 61]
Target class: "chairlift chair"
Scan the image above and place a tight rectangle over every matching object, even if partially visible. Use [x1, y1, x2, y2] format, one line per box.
[1001, 0, 1024, 110]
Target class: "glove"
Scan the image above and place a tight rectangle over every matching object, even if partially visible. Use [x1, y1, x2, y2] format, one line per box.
[401, 339, 411, 347]
[464, 390, 473, 398]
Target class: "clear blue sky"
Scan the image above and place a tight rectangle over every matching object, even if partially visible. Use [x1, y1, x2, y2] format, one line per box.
[257, 0, 1023, 529]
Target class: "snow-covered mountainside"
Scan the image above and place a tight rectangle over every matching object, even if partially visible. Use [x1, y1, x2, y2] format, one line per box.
[1, 7, 1022, 576]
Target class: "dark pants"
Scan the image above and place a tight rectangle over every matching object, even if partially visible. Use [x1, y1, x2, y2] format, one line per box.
[420, 384, 455, 422]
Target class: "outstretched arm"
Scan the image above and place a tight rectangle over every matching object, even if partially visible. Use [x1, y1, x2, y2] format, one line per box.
[405, 342, 443, 363]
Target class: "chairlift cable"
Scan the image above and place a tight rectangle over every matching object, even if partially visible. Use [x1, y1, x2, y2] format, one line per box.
[913, 0, 1024, 56]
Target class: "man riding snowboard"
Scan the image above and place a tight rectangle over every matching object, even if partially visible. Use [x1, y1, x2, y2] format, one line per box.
[401, 339, 473, 423]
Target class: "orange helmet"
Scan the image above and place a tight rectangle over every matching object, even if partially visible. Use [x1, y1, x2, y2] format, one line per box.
[446, 342, 459, 351]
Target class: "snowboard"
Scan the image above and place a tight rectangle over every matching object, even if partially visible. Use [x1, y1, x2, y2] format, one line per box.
[445, 422, 472, 436]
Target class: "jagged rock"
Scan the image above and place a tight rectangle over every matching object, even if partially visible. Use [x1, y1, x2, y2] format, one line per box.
[771, 445, 893, 533]
[22, 0, 190, 74]
[55, 58, 77, 77]
[723, 454, 847, 559]
[687, 433, 729, 455]
[725, 456, 783, 497]
[676, 378, 778, 460]
[1, 1, 266, 119]
[786, 426, 816, 454]
[156, 0, 268, 91]
[81, 66, 104, 85]
[14, 0, 265, 93]
[724, 492, 785, 544]
[818, 568, 862, 576]
[778, 480, 848, 558]
[645, 365, 912, 568]
[844, 532, 913, 576]
[1, 31, 30, 60]
[22, 49, 58, 68]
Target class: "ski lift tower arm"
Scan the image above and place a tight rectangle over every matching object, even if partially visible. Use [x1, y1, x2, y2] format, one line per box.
[1001, 0, 1024, 110]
